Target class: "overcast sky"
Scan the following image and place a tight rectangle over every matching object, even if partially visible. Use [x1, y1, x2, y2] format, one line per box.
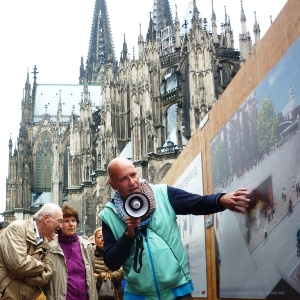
[0, 0, 288, 216]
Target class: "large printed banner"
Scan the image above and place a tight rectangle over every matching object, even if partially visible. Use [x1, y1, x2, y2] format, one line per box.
[210, 37, 300, 299]
[173, 152, 207, 298]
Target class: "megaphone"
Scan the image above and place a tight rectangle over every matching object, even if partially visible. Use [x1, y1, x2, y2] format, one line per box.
[124, 192, 150, 218]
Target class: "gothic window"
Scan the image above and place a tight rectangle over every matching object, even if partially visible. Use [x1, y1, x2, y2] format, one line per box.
[166, 103, 178, 141]
[162, 68, 177, 94]
[35, 134, 52, 191]
[85, 166, 90, 181]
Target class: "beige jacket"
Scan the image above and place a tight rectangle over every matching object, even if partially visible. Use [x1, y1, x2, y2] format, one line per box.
[42, 236, 97, 300]
[0, 219, 52, 300]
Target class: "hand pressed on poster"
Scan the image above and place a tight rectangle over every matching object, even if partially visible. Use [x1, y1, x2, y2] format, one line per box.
[219, 188, 250, 214]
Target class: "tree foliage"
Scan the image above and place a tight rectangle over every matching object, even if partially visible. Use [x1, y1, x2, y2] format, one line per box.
[212, 141, 229, 187]
[257, 95, 279, 154]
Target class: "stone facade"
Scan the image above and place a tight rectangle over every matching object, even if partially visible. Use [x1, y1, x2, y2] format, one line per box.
[5, 0, 259, 236]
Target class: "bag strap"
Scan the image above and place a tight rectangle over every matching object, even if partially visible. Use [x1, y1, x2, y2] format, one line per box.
[133, 229, 144, 273]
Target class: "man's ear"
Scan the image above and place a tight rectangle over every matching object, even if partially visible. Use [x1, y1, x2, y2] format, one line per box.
[43, 213, 50, 224]
[108, 179, 117, 191]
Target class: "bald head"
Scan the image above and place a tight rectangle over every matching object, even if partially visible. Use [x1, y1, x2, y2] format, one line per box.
[108, 157, 134, 180]
[107, 157, 142, 198]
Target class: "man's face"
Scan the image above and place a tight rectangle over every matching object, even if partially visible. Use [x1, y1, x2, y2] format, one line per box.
[60, 216, 78, 237]
[46, 210, 63, 234]
[109, 162, 142, 199]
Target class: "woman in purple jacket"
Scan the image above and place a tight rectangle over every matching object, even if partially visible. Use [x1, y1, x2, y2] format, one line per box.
[42, 204, 97, 300]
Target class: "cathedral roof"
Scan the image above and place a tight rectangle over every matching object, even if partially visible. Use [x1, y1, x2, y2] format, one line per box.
[31, 192, 51, 207]
[119, 141, 132, 161]
[33, 84, 102, 123]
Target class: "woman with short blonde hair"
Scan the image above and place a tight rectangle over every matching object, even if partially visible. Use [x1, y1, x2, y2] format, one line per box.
[94, 227, 124, 300]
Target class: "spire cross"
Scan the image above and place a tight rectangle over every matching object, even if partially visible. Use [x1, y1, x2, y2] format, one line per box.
[182, 19, 188, 28]
[31, 65, 39, 81]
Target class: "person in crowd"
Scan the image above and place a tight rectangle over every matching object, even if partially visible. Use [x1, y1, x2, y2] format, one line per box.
[0, 221, 9, 234]
[0, 203, 63, 300]
[42, 203, 97, 300]
[89, 235, 96, 251]
[100, 157, 250, 300]
[94, 227, 124, 300]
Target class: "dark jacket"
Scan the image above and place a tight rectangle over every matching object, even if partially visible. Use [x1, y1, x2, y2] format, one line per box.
[94, 247, 124, 300]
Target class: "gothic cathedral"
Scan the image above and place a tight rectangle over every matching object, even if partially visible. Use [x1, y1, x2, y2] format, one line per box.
[5, 0, 260, 235]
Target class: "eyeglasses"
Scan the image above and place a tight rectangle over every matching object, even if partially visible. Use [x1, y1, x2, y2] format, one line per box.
[48, 214, 63, 224]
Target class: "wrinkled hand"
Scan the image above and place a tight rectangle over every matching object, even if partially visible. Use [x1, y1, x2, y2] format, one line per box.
[125, 217, 140, 238]
[219, 188, 250, 214]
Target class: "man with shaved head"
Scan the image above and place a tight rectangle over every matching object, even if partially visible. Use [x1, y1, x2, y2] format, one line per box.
[100, 157, 249, 300]
[0, 203, 63, 300]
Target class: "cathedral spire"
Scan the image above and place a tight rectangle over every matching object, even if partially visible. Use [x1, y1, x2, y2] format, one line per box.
[222, 6, 234, 49]
[9, 133, 13, 158]
[152, 0, 173, 34]
[239, 0, 252, 62]
[211, 0, 216, 19]
[191, 0, 201, 28]
[79, 56, 85, 83]
[138, 24, 145, 58]
[85, 0, 116, 82]
[224, 5, 228, 25]
[146, 12, 156, 44]
[21, 69, 33, 125]
[120, 34, 128, 63]
[174, 4, 181, 48]
[24, 69, 31, 101]
[240, 0, 247, 34]
[31, 65, 38, 106]
[211, 0, 218, 44]
[253, 11, 261, 45]
[57, 89, 62, 122]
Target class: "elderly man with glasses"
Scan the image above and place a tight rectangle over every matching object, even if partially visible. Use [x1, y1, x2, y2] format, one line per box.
[0, 203, 63, 300]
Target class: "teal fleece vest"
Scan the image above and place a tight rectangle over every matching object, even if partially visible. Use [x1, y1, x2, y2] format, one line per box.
[99, 184, 192, 300]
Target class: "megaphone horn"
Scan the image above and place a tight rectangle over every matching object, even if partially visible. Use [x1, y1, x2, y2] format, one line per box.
[124, 192, 150, 218]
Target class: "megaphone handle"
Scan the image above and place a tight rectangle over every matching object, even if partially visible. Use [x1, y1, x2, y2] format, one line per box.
[133, 229, 144, 273]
